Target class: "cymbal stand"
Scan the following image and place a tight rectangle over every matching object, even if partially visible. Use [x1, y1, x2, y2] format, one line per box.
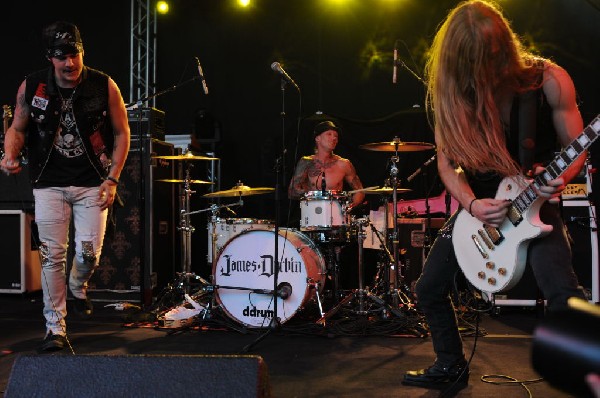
[178, 166, 196, 294]
[388, 146, 401, 307]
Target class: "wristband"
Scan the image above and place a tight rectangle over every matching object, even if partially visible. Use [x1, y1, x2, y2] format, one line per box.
[468, 198, 478, 215]
[106, 176, 119, 185]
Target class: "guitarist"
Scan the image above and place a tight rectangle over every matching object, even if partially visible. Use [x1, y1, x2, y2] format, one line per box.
[402, 0, 588, 391]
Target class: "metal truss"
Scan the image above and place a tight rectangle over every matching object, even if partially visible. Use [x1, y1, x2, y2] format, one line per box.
[130, 0, 156, 107]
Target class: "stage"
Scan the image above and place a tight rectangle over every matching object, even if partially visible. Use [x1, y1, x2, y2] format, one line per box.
[0, 291, 577, 397]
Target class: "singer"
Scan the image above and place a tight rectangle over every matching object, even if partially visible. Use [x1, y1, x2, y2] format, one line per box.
[0, 21, 131, 352]
[288, 120, 365, 213]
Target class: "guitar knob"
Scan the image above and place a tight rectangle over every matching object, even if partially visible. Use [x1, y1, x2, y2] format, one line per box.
[477, 271, 486, 279]
[486, 262, 495, 270]
[487, 277, 497, 286]
[498, 267, 507, 276]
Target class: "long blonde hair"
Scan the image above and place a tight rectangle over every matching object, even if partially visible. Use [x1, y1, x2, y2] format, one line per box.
[425, 0, 543, 176]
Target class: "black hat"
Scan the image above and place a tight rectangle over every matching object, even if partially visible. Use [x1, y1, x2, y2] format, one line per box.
[313, 120, 340, 139]
[44, 21, 83, 58]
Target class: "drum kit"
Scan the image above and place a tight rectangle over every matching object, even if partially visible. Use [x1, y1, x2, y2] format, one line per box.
[151, 138, 436, 331]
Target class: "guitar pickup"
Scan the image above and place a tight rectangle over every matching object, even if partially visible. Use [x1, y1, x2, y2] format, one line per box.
[483, 225, 504, 245]
[478, 229, 494, 250]
[507, 204, 523, 226]
[471, 234, 489, 259]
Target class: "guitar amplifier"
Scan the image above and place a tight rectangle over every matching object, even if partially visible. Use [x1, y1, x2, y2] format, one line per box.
[493, 200, 599, 306]
[397, 217, 446, 285]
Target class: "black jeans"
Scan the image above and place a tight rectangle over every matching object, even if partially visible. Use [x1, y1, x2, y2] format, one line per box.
[415, 203, 585, 366]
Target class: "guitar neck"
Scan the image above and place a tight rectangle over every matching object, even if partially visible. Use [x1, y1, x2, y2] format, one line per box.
[512, 114, 600, 214]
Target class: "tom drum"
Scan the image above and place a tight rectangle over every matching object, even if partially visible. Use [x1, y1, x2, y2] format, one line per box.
[207, 218, 274, 263]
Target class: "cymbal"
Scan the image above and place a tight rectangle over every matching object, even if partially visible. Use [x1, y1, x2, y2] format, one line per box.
[156, 179, 213, 185]
[347, 186, 379, 194]
[203, 184, 275, 198]
[364, 187, 412, 195]
[153, 153, 219, 161]
[360, 138, 434, 152]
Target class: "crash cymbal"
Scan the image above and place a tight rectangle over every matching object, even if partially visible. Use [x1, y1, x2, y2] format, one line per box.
[203, 183, 275, 198]
[347, 186, 380, 194]
[363, 187, 412, 195]
[359, 138, 434, 152]
[156, 179, 214, 185]
[153, 153, 219, 161]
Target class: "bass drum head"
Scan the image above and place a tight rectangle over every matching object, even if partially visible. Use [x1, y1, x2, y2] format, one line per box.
[212, 228, 325, 328]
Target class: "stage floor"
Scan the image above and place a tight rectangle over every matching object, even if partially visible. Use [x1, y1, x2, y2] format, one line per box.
[0, 291, 577, 397]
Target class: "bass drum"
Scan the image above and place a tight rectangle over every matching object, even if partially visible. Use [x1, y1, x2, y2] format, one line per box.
[212, 229, 326, 328]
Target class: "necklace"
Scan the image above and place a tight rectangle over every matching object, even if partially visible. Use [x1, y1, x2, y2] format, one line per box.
[57, 86, 76, 112]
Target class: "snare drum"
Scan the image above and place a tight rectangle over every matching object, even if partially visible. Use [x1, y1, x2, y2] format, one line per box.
[207, 218, 274, 263]
[299, 190, 348, 231]
[213, 229, 326, 328]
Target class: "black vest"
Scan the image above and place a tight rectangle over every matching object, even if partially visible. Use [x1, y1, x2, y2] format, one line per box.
[24, 66, 114, 184]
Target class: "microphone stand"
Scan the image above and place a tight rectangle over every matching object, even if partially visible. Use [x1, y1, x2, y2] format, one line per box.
[243, 77, 291, 352]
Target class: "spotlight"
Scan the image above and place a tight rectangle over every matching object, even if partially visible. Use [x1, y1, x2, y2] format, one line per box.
[156, 1, 169, 14]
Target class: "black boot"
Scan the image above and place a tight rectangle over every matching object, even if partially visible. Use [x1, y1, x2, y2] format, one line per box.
[402, 360, 469, 390]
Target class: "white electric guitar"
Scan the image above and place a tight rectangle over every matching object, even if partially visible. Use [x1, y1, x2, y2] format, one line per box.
[453, 114, 600, 294]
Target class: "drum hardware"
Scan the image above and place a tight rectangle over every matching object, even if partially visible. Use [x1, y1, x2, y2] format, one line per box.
[185, 200, 245, 264]
[359, 138, 434, 309]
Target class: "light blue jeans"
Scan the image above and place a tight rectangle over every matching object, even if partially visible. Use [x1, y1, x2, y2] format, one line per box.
[33, 186, 108, 336]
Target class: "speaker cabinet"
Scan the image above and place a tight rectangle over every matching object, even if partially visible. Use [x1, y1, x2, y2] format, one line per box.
[397, 217, 445, 285]
[89, 138, 176, 303]
[0, 165, 34, 211]
[0, 210, 41, 293]
[6, 354, 271, 398]
[493, 200, 599, 306]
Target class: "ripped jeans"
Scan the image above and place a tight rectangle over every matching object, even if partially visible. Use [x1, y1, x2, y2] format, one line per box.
[33, 186, 108, 336]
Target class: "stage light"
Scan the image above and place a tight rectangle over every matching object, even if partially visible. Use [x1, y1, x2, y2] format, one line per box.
[237, 0, 251, 7]
[156, 1, 169, 15]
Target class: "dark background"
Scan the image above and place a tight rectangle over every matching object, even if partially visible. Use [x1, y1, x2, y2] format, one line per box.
[1, 0, 599, 280]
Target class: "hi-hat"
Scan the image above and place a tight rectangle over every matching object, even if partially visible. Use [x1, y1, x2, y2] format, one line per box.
[153, 153, 219, 161]
[156, 179, 213, 185]
[364, 187, 412, 195]
[360, 137, 434, 152]
[203, 182, 275, 198]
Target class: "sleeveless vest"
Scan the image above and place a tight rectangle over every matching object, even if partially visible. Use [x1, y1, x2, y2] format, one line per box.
[23, 66, 114, 184]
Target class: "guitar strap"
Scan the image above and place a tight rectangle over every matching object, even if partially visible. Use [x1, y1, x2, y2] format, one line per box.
[517, 90, 538, 174]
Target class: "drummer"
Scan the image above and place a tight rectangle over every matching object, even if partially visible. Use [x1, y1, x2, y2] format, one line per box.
[288, 120, 365, 212]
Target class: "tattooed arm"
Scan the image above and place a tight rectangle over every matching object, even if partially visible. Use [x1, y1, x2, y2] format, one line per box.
[344, 160, 365, 208]
[1, 80, 28, 175]
[288, 157, 313, 199]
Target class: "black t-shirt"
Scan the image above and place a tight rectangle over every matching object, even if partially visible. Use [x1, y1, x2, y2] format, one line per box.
[35, 87, 100, 188]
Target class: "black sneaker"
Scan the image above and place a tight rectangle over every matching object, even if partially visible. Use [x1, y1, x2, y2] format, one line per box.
[40, 332, 67, 352]
[71, 297, 93, 319]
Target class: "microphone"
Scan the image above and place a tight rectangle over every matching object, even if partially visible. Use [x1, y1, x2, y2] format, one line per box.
[195, 57, 209, 95]
[271, 62, 299, 90]
[393, 43, 398, 84]
[407, 154, 437, 182]
[277, 282, 293, 300]
[321, 171, 326, 195]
